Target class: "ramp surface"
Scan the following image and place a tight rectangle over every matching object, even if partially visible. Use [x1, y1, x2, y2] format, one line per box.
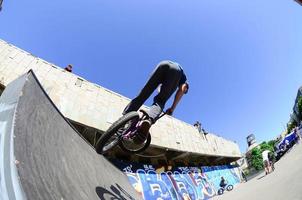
[0, 71, 140, 200]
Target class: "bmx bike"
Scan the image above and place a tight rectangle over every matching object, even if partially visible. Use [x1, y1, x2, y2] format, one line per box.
[95, 110, 165, 154]
[217, 184, 233, 195]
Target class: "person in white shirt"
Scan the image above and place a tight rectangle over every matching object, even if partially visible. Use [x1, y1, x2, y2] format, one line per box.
[262, 150, 271, 175]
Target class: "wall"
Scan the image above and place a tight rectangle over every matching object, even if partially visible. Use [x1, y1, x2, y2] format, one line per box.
[0, 39, 241, 158]
[113, 160, 242, 200]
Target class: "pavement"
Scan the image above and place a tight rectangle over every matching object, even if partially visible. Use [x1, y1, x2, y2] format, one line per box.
[0, 71, 141, 200]
[212, 142, 302, 200]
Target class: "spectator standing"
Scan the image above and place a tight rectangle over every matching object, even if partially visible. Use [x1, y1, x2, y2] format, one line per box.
[268, 152, 275, 172]
[285, 139, 290, 150]
[240, 169, 248, 182]
[193, 121, 208, 135]
[262, 150, 271, 175]
[194, 121, 202, 133]
[294, 127, 301, 143]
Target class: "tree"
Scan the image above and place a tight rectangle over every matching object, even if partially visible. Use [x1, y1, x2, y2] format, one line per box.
[260, 141, 274, 152]
[267, 140, 277, 149]
[287, 121, 297, 134]
[250, 142, 275, 171]
[297, 96, 302, 121]
[251, 147, 263, 170]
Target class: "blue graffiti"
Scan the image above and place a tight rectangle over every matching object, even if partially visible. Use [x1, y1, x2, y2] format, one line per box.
[114, 160, 242, 200]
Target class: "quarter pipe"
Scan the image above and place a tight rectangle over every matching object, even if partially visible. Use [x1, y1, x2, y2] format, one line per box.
[0, 70, 140, 200]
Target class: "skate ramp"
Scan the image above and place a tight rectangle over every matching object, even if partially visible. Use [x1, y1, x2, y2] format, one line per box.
[0, 70, 140, 200]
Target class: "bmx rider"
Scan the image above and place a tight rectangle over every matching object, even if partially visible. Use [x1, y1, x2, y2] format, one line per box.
[123, 60, 189, 144]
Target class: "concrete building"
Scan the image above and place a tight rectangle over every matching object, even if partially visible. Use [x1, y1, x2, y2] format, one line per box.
[246, 134, 257, 149]
[291, 86, 302, 125]
[245, 134, 259, 169]
[0, 39, 241, 166]
[235, 156, 249, 171]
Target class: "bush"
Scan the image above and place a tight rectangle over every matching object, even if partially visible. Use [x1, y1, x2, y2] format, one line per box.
[298, 96, 302, 120]
[250, 141, 276, 171]
[287, 121, 297, 134]
[260, 142, 274, 152]
[251, 147, 263, 170]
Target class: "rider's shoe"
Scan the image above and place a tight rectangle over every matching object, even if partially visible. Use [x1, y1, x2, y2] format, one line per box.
[133, 119, 152, 144]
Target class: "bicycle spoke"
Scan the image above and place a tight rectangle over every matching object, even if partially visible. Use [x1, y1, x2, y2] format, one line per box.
[121, 138, 147, 151]
[102, 119, 138, 152]
[103, 133, 121, 152]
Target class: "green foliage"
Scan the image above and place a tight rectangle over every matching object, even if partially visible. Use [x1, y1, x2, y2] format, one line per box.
[267, 140, 277, 148]
[251, 147, 263, 170]
[298, 96, 302, 119]
[250, 141, 276, 171]
[260, 141, 274, 152]
[286, 96, 302, 134]
[287, 121, 297, 134]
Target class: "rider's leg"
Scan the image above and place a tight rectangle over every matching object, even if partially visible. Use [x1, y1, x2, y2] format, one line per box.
[122, 62, 167, 115]
[265, 160, 270, 174]
[133, 63, 182, 144]
[264, 161, 268, 175]
[147, 63, 182, 123]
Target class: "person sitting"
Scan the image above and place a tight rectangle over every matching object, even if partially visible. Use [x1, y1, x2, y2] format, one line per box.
[64, 64, 73, 72]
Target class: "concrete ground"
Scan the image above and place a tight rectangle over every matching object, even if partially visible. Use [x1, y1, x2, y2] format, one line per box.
[212, 142, 302, 200]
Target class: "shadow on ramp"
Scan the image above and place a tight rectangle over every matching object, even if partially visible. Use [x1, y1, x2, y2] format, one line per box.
[0, 70, 140, 200]
[96, 184, 136, 200]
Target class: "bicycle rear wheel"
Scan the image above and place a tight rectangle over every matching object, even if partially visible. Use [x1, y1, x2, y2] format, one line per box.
[95, 111, 139, 154]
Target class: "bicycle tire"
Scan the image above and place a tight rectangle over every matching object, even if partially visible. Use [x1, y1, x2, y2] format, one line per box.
[119, 133, 151, 154]
[218, 188, 224, 195]
[95, 111, 139, 154]
[226, 185, 233, 191]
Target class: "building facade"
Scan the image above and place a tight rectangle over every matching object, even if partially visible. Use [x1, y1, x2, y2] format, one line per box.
[245, 133, 259, 170]
[290, 86, 302, 125]
[0, 39, 241, 166]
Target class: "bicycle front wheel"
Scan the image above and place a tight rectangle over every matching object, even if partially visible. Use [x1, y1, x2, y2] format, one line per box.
[119, 133, 151, 154]
[95, 111, 139, 154]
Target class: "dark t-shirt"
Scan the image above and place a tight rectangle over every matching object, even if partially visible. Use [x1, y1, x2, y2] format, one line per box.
[220, 179, 227, 187]
[179, 71, 187, 86]
[167, 60, 188, 87]
[178, 65, 187, 86]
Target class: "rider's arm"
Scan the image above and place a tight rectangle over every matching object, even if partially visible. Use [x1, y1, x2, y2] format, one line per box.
[166, 83, 187, 115]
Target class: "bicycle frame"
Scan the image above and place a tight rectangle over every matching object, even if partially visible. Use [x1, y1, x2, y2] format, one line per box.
[121, 111, 166, 140]
[122, 119, 140, 140]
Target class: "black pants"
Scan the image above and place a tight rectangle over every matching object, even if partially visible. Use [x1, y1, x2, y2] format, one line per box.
[123, 61, 183, 123]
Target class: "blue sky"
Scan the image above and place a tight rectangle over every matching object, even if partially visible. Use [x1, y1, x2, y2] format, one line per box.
[1, 0, 302, 152]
